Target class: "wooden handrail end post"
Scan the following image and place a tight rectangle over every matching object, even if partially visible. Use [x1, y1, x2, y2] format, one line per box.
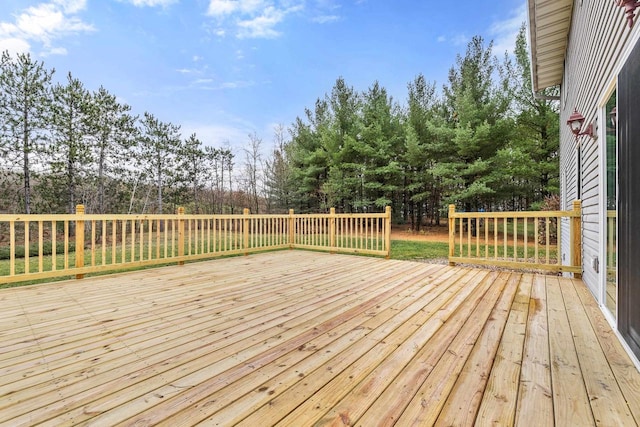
[329, 207, 336, 254]
[385, 206, 392, 259]
[243, 208, 250, 256]
[75, 204, 85, 279]
[288, 209, 295, 249]
[177, 206, 185, 266]
[448, 204, 456, 266]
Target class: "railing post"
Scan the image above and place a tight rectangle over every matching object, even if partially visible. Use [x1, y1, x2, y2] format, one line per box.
[289, 209, 295, 249]
[75, 204, 85, 279]
[243, 208, 250, 255]
[571, 200, 582, 279]
[385, 206, 392, 259]
[329, 207, 336, 254]
[177, 207, 185, 265]
[448, 204, 456, 266]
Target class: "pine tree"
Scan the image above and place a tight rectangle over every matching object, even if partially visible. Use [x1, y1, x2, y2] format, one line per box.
[289, 100, 332, 212]
[324, 77, 362, 211]
[137, 112, 182, 214]
[176, 133, 204, 212]
[44, 73, 93, 213]
[440, 36, 513, 211]
[243, 132, 263, 213]
[404, 74, 452, 228]
[0, 51, 54, 213]
[359, 81, 403, 212]
[86, 86, 138, 213]
[264, 124, 294, 212]
[502, 25, 559, 208]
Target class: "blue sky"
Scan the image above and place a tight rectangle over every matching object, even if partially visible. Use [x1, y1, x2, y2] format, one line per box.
[0, 0, 526, 152]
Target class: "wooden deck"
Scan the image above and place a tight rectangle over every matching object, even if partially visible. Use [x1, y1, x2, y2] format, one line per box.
[1, 251, 639, 426]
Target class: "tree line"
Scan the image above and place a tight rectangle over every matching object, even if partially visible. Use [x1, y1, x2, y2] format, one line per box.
[0, 51, 243, 215]
[1, 26, 559, 229]
[265, 27, 560, 229]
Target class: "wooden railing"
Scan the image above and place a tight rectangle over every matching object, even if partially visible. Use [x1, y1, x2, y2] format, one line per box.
[448, 200, 582, 275]
[0, 205, 391, 285]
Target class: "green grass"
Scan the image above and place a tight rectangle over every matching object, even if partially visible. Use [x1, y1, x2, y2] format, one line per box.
[0, 241, 77, 260]
[389, 240, 449, 261]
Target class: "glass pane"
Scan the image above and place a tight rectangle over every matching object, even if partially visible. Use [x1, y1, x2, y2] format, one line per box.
[605, 90, 617, 319]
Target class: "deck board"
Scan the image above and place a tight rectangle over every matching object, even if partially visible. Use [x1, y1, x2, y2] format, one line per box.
[0, 251, 639, 426]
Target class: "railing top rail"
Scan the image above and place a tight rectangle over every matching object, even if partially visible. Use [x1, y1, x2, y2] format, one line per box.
[295, 212, 388, 219]
[0, 213, 186, 221]
[0, 211, 390, 222]
[450, 210, 579, 219]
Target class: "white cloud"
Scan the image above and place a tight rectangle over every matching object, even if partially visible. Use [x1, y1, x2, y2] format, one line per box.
[220, 80, 254, 89]
[206, 0, 303, 39]
[312, 15, 339, 24]
[207, 0, 239, 16]
[194, 78, 214, 84]
[0, 37, 31, 55]
[436, 35, 446, 43]
[121, 0, 179, 7]
[181, 122, 253, 151]
[490, 4, 527, 56]
[239, 0, 269, 14]
[208, 0, 269, 16]
[54, 0, 87, 14]
[176, 56, 210, 78]
[237, 6, 284, 39]
[0, 1, 93, 55]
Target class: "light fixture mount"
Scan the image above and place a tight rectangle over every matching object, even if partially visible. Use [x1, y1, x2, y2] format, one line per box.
[567, 109, 595, 139]
[615, 0, 640, 28]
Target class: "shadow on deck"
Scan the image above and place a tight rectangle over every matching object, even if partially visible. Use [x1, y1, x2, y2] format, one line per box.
[1, 251, 639, 426]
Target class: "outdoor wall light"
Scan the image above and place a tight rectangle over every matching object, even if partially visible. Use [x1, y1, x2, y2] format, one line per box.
[567, 109, 595, 140]
[616, 0, 640, 28]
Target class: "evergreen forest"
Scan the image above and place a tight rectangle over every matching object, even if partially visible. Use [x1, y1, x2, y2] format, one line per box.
[0, 26, 560, 229]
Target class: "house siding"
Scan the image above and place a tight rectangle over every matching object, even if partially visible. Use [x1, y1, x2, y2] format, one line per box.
[560, 0, 636, 297]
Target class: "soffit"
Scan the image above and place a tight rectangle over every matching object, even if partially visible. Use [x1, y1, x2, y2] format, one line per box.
[528, 0, 574, 91]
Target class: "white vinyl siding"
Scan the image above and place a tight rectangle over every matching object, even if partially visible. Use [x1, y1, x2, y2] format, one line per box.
[560, 1, 636, 296]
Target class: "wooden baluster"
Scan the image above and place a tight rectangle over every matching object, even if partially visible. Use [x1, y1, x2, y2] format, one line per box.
[64, 221, 69, 269]
[545, 217, 550, 265]
[484, 217, 489, 258]
[524, 218, 528, 262]
[493, 217, 500, 260]
[534, 217, 539, 264]
[9, 221, 15, 276]
[514, 217, 518, 261]
[112, 220, 117, 264]
[120, 220, 125, 263]
[52, 221, 57, 271]
[24, 220, 30, 274]
[38, 221, 43, 273]
[177, 207, 185, 263]
[503, 218, 508, 259]
[102, 220, 107, 266]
